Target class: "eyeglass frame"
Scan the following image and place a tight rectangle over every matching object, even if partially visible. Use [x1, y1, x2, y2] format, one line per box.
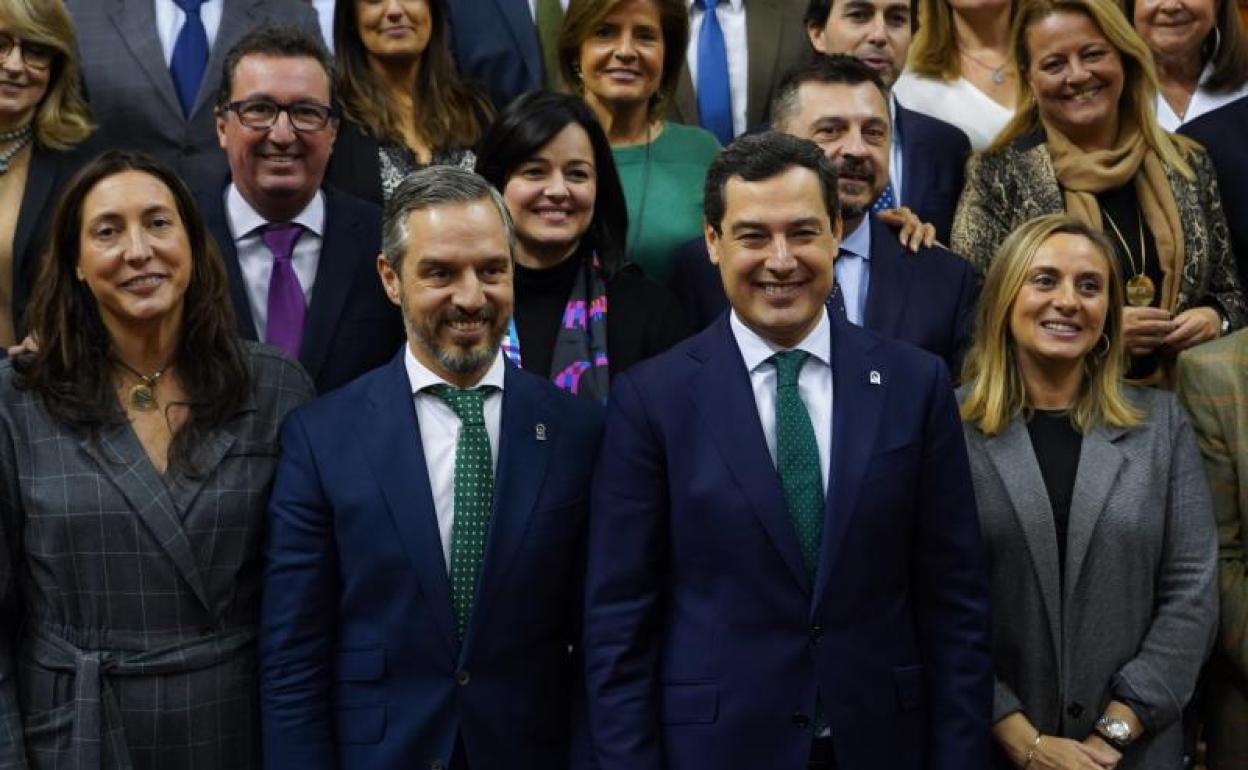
[218, 98, 339, 132]
[0, 32, 57, 71]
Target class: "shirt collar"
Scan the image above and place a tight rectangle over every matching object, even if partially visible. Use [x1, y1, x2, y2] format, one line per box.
[730, 308, 832, 375]
[225, 183, 326, 241]
[404, 343, 507, 396]
[889, 93, 901, 141]
[840, 214, 871, 261]
[689, 0, 744, 10]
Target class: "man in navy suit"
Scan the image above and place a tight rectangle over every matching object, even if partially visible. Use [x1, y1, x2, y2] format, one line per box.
[260, 166, 603, 770]
[585, 131, 991, 770]
[671, 56, 979, 376]
[806, 0, 970, 241]
[197, 26, 402, 394]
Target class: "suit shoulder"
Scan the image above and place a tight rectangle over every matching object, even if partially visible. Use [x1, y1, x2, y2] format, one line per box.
[901, 106, 971, 151]
[324, 185, 383, 221]
[911, 244, 977, 278]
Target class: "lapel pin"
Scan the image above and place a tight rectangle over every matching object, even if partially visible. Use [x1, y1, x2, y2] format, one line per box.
[535, 423, 547, 441]
[869, 370, 882, 386]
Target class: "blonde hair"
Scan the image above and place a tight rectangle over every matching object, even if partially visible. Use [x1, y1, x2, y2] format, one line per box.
[908, 0, 976, 80]
[0, 0, 91, 150]
[960, 214, 1143, 436]
[992, 0, 1196, 179]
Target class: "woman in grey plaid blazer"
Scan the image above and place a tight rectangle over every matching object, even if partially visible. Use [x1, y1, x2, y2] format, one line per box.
[0, 151, 314, 770]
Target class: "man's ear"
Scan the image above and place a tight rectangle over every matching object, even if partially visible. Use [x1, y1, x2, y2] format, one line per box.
[705, 222, 722, 266]
[376, 254, 402, 307]
[806, 20, 829, 53]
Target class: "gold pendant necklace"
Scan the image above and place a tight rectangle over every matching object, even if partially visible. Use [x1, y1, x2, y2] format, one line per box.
[114, 358, 171, 411]
[1102, 206, 1156, 307]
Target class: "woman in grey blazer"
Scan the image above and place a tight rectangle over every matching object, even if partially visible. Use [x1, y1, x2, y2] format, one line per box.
[960, 214, 1218, 770]
[0, 151, 314, 769]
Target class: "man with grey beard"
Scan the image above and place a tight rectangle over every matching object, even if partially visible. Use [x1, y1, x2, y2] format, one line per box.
[259, 166, 604, 770]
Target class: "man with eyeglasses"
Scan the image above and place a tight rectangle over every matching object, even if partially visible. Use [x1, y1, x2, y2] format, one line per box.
[197, 24, 402, 394]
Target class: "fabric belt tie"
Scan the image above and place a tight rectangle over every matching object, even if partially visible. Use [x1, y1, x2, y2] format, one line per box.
[25, 623, 255, 770]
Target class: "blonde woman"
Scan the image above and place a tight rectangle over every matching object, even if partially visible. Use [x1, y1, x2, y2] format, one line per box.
[951, 0, 1245, 382]
[895, 0, 1017, 148]
[960, 214, 1217, 770]
[0, 0, 92, 347]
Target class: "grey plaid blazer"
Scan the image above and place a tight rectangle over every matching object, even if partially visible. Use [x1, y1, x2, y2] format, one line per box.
[0, 343, 314, 770]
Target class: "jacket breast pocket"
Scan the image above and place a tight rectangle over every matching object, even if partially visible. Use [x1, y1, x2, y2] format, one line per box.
[660, 683, 718, 725]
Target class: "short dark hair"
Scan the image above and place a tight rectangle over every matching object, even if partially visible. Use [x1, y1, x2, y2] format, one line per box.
[770, 54, 889, 132]
[19, 150, 249, 476]
[703, 131, 839, 234]
[217, 24, 336, 109]
[475, 90, 629, 278]
[805, 0, 835, 27]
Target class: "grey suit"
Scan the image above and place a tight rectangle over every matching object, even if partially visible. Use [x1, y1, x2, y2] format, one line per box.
[0, 343, 314, 770]
[65, 0, 320, 186]
[962, 387, 1218, 769]
[670, 0, 809, 133]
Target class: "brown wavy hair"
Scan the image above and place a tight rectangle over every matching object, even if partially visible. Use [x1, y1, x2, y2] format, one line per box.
[0, 0, 92, 150]
[333, 0, 491, 150]
[16, 151, 249, 475]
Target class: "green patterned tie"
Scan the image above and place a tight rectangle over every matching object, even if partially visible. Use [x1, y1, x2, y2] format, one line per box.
[429, 384, 497, 640]
[770, 351, 824, 578]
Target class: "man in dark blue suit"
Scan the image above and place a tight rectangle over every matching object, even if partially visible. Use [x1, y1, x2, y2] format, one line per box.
[671, 56, 979, 376]
[197, 26, 403, 394]
[806, 0, 970, 241]
[585, 131, 991, 770]
[260, 167, 603, 770]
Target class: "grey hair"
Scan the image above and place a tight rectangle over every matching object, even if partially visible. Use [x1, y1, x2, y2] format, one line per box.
[381, 166, 516, 270]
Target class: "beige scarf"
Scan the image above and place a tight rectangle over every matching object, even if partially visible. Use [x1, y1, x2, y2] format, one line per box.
[1044, 115, 1184, 313]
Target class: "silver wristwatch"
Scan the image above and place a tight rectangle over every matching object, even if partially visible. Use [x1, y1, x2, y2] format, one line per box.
[1094, 715, 1135, 750]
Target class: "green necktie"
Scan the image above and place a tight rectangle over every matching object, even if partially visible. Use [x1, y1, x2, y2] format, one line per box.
[536, 0, 564, 91]
[429, 384, 496, 640]
[770, 351, 824, 578]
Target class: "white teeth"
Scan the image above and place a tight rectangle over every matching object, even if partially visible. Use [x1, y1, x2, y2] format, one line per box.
[1041, 321, 1079, 331]
[125, 275, 163, 288]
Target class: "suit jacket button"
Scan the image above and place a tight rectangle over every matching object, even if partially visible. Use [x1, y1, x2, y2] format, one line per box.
[1067, 702, 1084, 719]
[809, 626, 823, 645]
[455, 670, 471, 686]
[792, 712, 810, 728]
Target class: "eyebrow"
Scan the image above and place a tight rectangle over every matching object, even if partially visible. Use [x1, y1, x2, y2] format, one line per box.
[729, 217, 825, 233]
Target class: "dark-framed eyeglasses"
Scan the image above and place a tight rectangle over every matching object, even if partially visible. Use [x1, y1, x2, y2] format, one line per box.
[221, 98, 337, 132]
[0, 33, 57, 71]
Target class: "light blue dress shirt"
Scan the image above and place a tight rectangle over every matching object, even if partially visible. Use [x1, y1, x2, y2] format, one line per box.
[835, 216, 871, 327]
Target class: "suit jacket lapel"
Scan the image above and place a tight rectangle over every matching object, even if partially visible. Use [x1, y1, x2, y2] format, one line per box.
[895, 104, 929, 213]
[1063, 423, 1126, 607]
[863, 217, 909, 339]
[202, 184, 259, 340]
[464, 365, 553, 656]
[495, 0, 543, 89]
[111, 0, 184, 121]
[744, 0, 782, 128]
[360, 354, 458, 655]
[192, 0, 256, 120]
[983, 419, 1062, 661]
[813, 317, 884, 610]
[13, 147, 55, 292]
[298, 189, 359, 383]
[692, 318, 809, 592]
[78, 422, 214, 610]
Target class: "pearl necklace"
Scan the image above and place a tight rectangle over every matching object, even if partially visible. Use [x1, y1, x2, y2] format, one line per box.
[0, 124, 33, 175]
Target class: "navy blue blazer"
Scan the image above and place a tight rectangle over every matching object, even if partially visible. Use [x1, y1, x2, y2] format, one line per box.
[1179, 96, 1248, 293]
[667, 216, 980, 375]
[446, 0, 542, 109]
[584, 312, 992, 770]
[896, 102, 971, 243]
[260, 353, 603, 770]
[197, 183, 404, 394]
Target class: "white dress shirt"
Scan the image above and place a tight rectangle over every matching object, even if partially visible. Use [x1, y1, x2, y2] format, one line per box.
[404, 345, 506, 574]
[730, 310, 833, 493]
[1155, 63, 1248, 131]
[310, 0, 335, 52]
[224, 185, 325, 341]
[686, 0, 749, 137]
[154, 0, 224, 64]
[835, 216, 871, 327]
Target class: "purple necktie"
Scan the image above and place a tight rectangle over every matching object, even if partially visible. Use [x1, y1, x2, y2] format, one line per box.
[261, 223, 306, 358]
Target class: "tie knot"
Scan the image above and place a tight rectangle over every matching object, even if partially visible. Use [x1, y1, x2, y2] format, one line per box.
[701, 0, 720, 9]
[769, 350, 809, 388]
[428, 384, 495, 426]
[172, 0, 204, 14]
[261, 223, 304, 263]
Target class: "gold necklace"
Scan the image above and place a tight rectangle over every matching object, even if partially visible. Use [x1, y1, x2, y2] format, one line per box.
[1101, 207, 1156, 307]
[114, 358, 171, 411]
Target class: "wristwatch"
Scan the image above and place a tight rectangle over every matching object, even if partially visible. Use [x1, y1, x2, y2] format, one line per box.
[1094, 715, 1135, 750]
